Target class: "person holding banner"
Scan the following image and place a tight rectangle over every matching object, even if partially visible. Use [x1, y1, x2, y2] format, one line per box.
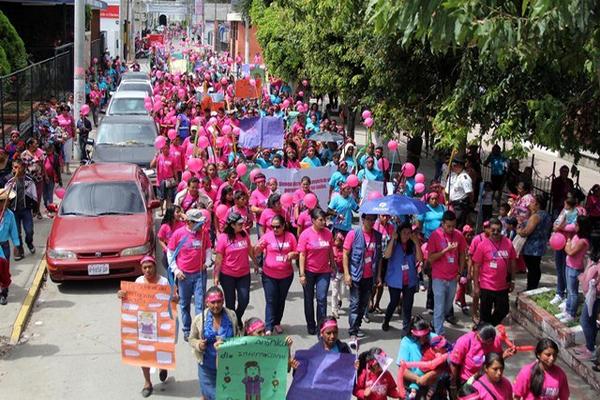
[117, 256, 174, 398]
[255, 215, 298, 334]
[167, 209, 210, 342]
[298, 208, 334, 335]
[189, 286, 240, 400]
[214, 212, 257, 329]
[309, 316, 352, 353]
[354, 347, 401, 399]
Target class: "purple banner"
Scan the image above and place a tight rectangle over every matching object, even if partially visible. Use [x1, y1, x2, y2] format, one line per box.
[238, 117, 262, 148]
[238, 116, 284, 149]
[286, 349, 355, 400]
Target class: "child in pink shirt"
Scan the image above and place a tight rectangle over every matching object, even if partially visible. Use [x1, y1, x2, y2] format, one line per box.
[330, 233, 345, 318]
[471, 352, 513, 400]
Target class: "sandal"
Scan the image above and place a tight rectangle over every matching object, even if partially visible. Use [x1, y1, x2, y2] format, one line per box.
[141, 386, 153, 398]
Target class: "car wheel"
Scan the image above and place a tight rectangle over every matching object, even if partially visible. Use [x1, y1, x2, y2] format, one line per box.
[48, 273, 63, 284]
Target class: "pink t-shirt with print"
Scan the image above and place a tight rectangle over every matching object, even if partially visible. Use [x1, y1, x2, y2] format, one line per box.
[156, 154, 176, 183]
[258, 231, 297, 279]
[167, 226, 209, 273]
[472, 375, 513, 400]
[216, 233, 251, 277]
[297, 227, 333, 274]
[449, 331, 503, 382]
[428, 227, 467, 281]
[296, 210, 313, 231]
[472, 236, 516, 291]
[513, 361, 569, 400]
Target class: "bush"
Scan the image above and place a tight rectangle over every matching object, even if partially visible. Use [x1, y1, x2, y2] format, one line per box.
[0, 11, 27, 73]
[0, 46, 9, 76]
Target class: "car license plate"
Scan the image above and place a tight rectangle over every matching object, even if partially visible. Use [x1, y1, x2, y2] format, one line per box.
[88, 264, 109, 275]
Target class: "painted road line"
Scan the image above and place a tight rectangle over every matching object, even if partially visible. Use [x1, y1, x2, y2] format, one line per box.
[10, 258, 47, 345]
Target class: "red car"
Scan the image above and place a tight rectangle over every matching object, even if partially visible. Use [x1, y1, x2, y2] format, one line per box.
[46, 163, 160, 282]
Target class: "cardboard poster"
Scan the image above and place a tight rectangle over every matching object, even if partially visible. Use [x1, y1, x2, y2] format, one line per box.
[216, 336, 289, 400]
[235, 78, 263, 99]
[120, 281, 177, 370]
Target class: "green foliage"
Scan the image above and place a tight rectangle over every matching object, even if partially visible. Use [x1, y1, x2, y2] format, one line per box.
[0, 11, 27, 73]
[0, 46, 9, 76]
[86, 5, 92, 31]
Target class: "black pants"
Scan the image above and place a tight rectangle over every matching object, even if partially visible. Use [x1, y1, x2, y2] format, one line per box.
[385, 286, 417, 333]
[219, 272, 250, 327]
[452, 200, 471, 229]
[480, 288, 509, 326]
[523, 255, 542, 290]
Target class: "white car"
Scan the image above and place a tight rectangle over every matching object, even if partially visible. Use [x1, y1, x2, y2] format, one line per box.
[117, 80, 153, 97]
[106, 91, 150, 116]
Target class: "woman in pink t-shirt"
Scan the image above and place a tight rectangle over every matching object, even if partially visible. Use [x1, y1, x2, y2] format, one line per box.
[559, 215, 592, 323]
[471, 352, 513, 400]
[293, 176, 313, 225]
[151, 144, 177, 214]
[513, 339, 569, 400]
[258, 193, 286, 236]
[255, 215, 298, 334]
[249, 173, 271, 235]
[230, 190, 254, 233]
[206, 163, 223, 191]
[298, 208, 334, 335]
[157, 205, 185, 282]
[214, 212, 257, 328]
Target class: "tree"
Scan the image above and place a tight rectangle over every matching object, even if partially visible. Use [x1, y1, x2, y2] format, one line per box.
[0, 11, 27, 73]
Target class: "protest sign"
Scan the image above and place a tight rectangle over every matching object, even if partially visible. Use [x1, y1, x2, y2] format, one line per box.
[239, 117, 284, 149]
[235, 78, 263, 99]
[287, 349, 356, 400]
[216, 336, 289, 400]
[360, 180, 395, 203]
[261, 165, 336, 209]
[120, 281, 177, 370]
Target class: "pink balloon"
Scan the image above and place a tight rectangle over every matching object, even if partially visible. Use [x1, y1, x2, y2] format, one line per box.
[387, 140, 398, 152]
[185, 144, 195, 157]
[55, 187, 66, 200]
[346, 174, 359, 188]
[232, 127, 240, 136]
[153, 102, 162, 112]
[177, 181, 187, 192]
[216, 204, 229, 220]
[156, 70, 163, 78]
[367, 191, 383, 201]
[182, 170, 192, 183]
[188, 158, 202, 172]
[414, 183, 425, 194]
[215, 136, 225, 148]
[236, 163, 248, 176]
[144, 102, 153, 112]
[282, 99, 290, 109]
[402, 162, 416, 177]
[362, 110, 372, 120]
[549, 232, 567, 251]
[304, 193, 318, 209]
[378, 158, 390, 171]
[363, 117, 374, 128]
[178, 88, 186, 98]
[204, 72, 211, 81]
[298, 91, 304, 97]
[222, 125, 232, 135]
[154, 136, 167, 150]
[415, 173, 426, 184]
[80, 104, 90, 115]
[168, 129, 177, 140]
[198, 136, 210, 149]
[249, 169, 260, 182]
[281, 193, 294, 208]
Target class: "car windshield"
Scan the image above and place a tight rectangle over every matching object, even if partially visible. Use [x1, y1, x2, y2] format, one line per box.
[60, 181, 145, 216]
[119, 83, 151, 95]
[96, 123, 155, 145]
[109, 98, 147, 115]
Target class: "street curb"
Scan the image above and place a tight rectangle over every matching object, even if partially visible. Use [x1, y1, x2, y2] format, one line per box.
[10, 258, 47, 345]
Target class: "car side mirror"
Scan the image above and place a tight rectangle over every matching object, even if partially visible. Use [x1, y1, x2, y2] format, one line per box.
[147, 199, 160, 209]
[86, 138, 95, 146]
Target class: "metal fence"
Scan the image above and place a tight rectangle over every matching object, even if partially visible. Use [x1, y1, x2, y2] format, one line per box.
[91, 34, 105, 63]
[0, 45, 73, 147]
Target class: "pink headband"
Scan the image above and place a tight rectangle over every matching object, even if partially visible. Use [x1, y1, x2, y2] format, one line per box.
[458, 394, 480, 400]
[320, 320, 338, 334]
[140, 255, 156, 265]
[245, 320, 265, 335]
[411, 328, 430, 337]
[206, 292, 224, 303]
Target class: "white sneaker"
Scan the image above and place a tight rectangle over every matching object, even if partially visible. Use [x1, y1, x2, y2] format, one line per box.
[555, 312, 566, 319]
[558, 300, 567, 311]
[549, 295, 564, 306]
[560, 314, 574, 323]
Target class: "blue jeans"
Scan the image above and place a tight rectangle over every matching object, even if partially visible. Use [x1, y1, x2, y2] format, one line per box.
[197, 364, 216, 400]
[432, 278, 457, 335]
[262, 273, 293, 331]
[303, 271, 330, 331]
[219, 272, 250, 327]
[178, 270, 207, 335]
[14, 208, 34, 249]
[580, 297, 600, 352]
[555, 250, 567, 298]
[565, 266, 581, 317]
[43, 180, 55, 208]
[348, 277, 373, 335]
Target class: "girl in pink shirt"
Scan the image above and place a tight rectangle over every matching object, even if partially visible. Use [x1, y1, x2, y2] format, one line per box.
[150, 144, 177, 215]
[230, 190, 254, 233]
[249, 173, 271, 233]
[513, 339, 569, 400]
[157, 205, 185, 281]
[214, 212, 257, 328]
[259, 193, 286, 236]
[471, 353, 513, 400]
[330, 232, 345, 318]
[206, 163, 223, 191]
[255, 215, 298, 334]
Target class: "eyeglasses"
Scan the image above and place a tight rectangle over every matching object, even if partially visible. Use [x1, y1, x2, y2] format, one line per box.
[271, 224, 282, 229]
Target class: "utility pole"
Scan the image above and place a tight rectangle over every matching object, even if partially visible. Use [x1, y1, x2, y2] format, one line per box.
[213, 1, 218, 52]
[73, 0, 85, 161]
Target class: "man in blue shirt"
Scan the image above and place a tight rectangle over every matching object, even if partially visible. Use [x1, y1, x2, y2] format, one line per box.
[327, 185, 358, 236]
[0, 188, 21, 305]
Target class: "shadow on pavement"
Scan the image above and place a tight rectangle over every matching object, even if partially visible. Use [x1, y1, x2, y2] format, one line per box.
[153, 378, 200, 398]
[55, 279, 121, 295]
[3, 343, 60, 360]
[34, 299, 76, 309]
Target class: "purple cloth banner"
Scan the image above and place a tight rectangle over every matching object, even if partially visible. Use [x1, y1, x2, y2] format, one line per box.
[239, 116, 284, 149]
[286, 349, 355, 400]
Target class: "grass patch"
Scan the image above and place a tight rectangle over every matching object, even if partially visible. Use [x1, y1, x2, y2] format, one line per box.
[529, 290, 580, 328]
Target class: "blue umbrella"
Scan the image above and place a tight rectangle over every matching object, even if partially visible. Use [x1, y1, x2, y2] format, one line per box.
[359, 194, 428, 216]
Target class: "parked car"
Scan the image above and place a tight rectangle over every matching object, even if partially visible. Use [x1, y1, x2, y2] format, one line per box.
[46, 163, 159, 282]
[106, 90, 150, 116]
[120, 71, 150, 82]
[117, 80, 153, 97]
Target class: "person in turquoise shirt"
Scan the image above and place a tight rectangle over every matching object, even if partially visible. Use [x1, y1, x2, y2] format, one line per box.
[357, 157, 383, 181]
[267, 154, 284, 169]
[302, 146, 322, 167]
[254, 149, 272, 169]
[341, 144, 357, 172]
[404, 177, 416, 197]
[305, 114, 320, 134]
[0, 189, 21, 305]
[417, 192, 446, 240]
[329, 161, 349, 195]
[327, 185, 358, 234]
